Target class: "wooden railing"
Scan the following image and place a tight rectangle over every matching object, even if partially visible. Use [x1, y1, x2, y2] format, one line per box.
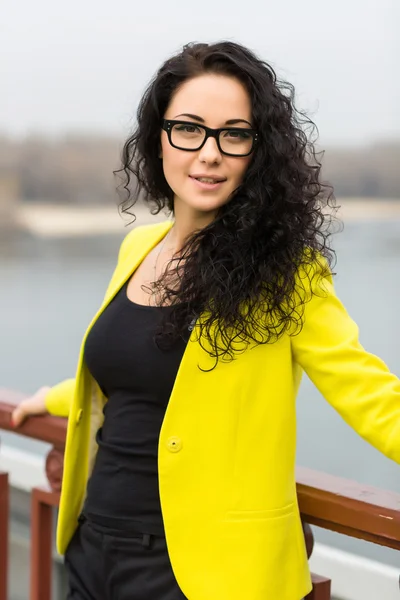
[1, 389, 400, 600]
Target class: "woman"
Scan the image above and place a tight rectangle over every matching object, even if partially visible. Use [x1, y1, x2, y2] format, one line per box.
[12, 41, 400, 600]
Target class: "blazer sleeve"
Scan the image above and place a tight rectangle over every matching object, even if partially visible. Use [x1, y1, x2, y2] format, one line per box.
[291, 256, 400, 464]
[44, 378, 75, 417]
[43, 227, 139, 418]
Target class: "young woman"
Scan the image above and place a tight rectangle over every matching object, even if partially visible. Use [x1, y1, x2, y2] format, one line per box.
[12, 41, 400, 600]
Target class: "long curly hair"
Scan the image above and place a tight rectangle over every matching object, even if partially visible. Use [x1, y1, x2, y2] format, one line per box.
[114, 40, 340, 369]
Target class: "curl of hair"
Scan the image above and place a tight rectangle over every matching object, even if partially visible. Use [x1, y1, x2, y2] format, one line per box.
[114, 40, 341, 370]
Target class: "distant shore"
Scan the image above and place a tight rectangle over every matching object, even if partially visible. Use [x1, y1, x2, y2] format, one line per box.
[12, 198, 400, 238]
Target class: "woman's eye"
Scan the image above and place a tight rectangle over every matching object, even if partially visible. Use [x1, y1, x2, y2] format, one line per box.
[176, 125, 199, 133]
[225, 130, 251, 140]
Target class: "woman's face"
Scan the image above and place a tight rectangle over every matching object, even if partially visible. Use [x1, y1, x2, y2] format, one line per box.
[161, 73, 253, 219]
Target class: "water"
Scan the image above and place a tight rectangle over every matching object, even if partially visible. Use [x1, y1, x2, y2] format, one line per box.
[1, 218, 400, 566]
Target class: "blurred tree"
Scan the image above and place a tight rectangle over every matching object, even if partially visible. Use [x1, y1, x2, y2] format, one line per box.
[0, 134, 398, 204]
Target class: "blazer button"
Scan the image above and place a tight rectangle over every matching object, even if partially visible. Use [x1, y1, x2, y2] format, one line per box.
[166, 436, 182, 453]
[76, 409, 83, 424]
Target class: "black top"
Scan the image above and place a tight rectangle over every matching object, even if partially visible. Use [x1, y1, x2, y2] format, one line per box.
[83, 279, 189, 535]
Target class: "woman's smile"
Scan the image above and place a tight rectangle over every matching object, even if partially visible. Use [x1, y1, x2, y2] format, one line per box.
[189, 173, 227, 191]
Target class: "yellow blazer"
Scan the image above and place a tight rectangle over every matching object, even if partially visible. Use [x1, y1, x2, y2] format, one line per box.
[45, 219, 400, 600]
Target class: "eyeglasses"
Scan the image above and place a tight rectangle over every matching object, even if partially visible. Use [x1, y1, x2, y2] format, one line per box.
[162, 119, 258, 157]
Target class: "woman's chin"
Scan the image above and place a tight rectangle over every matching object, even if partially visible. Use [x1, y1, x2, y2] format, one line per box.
[177, 194, 230, 215]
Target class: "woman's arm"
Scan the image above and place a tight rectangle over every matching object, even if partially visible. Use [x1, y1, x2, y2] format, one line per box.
[291, 257, 400, 463]
[44, 377, 76, 417]
[10, 379, 75, 426]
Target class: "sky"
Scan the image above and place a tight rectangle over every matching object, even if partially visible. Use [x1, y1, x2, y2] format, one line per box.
[1, 0, 399, 147]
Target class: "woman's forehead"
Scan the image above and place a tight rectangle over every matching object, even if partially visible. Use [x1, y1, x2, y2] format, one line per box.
[166, 74, 252, 125]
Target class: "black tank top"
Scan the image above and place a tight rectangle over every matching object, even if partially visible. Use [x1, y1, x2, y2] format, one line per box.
[83, 279, 189, 535]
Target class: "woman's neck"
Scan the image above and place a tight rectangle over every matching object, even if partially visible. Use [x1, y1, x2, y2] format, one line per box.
[168, 198, 217, 253]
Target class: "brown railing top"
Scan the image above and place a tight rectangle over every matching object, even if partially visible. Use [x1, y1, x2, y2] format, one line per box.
[1, 388, 400, 551]
[0, 389, 67, 447]
[297, 466, 400, 551]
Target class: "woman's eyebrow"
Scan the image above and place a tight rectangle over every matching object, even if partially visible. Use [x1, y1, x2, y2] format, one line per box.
[173, 113, 252, 127]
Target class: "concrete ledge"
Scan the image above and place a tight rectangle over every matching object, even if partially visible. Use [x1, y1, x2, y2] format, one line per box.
[310, 543, 400, 600]
[0, 444, 47, 491]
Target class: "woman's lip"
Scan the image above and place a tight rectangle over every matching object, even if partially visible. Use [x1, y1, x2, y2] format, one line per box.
[189, 175, 226, 190]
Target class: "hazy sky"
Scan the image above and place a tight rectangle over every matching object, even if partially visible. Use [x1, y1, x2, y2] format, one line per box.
[2, 0, 399, 146]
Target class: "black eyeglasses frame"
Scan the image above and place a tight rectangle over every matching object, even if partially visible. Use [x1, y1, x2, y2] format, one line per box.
[161, 119, 258, 157]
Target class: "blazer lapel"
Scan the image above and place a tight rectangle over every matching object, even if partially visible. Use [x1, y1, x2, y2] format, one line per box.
[102, 220, 174, 310]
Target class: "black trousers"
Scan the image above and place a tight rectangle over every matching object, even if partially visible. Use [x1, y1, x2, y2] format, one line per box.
[64, 514, 187, 600]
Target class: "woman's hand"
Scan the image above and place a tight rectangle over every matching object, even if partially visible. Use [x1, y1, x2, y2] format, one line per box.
[11, 386, 51, 427]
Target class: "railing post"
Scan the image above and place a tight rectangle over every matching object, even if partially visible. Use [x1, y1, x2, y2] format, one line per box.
[308, 574, 332, 599]
[0, 471, 9, 600]
[30, 487, 60, 600]
[302, 520, 331, 599]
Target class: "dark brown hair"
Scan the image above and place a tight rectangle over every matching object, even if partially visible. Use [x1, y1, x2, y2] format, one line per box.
[114, 40, 339, 369]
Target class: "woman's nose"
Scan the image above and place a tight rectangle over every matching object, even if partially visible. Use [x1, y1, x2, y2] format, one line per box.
[198, 136, 222, 164]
